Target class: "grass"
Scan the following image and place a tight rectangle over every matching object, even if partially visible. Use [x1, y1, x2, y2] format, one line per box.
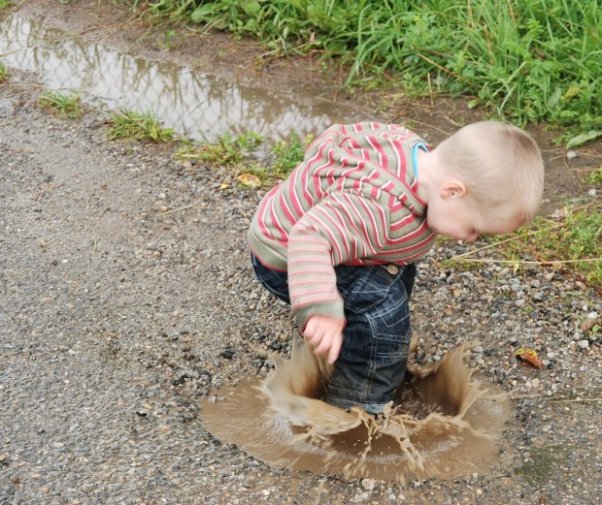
[139, 0, 602, 143]
[38, 91, 81, 118]
[175, 131, 309, 187]
[0, 63, 7, 84]
[0, 0, 13, 10]
[587, 166, 602, 185]
[447, 203, 602, 287]
[270, 132, 311, 175]
[109, 110, 174, 142]
[176, 131, 263, 165]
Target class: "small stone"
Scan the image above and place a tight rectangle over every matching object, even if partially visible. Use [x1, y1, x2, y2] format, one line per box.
[566, 150, 578, 160]
[361, 479, 376, 490]
[577, 340, 590, 349]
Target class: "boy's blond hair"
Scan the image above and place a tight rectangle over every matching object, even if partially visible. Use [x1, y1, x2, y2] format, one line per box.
[435, 121, 544, 221]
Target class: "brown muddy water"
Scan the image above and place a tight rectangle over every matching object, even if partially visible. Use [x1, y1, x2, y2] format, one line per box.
[0, 13, 364, 142]
[202, 343, 510, 482]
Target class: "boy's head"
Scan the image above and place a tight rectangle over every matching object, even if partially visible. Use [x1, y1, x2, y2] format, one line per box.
[425, 121, 544, 242]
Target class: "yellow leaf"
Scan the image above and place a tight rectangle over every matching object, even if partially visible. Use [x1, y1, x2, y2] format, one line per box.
[237, 173, 261, 188]
[514, 347, 544, 369]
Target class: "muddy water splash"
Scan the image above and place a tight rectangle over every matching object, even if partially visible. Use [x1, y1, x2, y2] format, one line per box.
[0, 14, 362, 141]
[202, 343, 510, 481]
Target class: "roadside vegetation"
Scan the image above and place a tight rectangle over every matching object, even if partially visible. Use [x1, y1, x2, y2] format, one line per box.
[177, 131, 263, 166]
[38, 91, 81, 118]
[175, 131, 308, 188]
[138, 0, 602, 147]
[0, 62, 8, 84]
[447, 204, 602, 287]
[109, 110, 175, 142]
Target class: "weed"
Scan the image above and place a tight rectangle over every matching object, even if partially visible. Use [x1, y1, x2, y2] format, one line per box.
[176, 131, 263, 166]
[270, 132, 309, 175]
[0, 0, 13, 10]
[448, 204, 602, 287]
[38, 91, 81, 119]
[162, 29, 179, 49]
[439, 257, 479, 272]
[586, 166, 602, 186]
[0, 63, 8, 84]
[109, 110, 174, 142]
[174, 131, 311, 187]
[566, 130, 602, 149]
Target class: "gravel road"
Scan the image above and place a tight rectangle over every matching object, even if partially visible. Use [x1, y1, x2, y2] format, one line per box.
[1, 7, 601, 505]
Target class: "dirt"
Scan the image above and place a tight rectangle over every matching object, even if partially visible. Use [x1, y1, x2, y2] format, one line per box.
[0, 1, 600, 505]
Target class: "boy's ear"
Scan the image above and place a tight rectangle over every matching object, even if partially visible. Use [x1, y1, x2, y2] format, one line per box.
[440, 180, 467, 200]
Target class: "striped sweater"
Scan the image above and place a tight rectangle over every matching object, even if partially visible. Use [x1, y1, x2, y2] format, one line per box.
[248, 122, 436, 328]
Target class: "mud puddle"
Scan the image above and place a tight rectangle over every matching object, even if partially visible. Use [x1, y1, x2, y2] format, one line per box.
[202, 343, 510, 481]
[0, 12, 363, 142]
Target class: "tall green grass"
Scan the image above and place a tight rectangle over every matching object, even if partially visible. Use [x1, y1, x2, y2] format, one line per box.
[143, 0, 601, 140]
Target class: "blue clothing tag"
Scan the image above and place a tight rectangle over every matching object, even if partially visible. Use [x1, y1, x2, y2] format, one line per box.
[411, 142, 429, 179]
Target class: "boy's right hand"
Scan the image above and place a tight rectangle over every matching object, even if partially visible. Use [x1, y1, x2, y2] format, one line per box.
[303, 315, 345, 365]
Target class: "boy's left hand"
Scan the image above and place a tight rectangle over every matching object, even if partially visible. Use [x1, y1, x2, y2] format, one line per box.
[303, 315, 345, 365]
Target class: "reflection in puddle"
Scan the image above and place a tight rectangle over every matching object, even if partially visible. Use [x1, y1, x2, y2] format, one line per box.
[0, 13, 363, 141]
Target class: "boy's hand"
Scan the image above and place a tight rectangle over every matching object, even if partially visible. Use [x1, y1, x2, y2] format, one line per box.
[303, 315, 345, 365]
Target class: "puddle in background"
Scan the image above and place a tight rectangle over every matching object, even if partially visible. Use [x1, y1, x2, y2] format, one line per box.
[0, 13, 364, 142]
[202, 343, 510, 481]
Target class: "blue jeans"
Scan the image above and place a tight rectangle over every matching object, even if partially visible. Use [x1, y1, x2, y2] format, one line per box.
[251, 254, 416, 414]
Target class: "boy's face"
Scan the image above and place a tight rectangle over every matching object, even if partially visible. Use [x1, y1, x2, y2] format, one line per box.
[426, 181, 524, 242]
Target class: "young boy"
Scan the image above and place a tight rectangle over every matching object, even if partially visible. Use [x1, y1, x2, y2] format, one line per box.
[248, 121, 544, 414]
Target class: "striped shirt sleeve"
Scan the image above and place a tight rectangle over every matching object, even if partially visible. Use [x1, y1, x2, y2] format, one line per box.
[288, 191, 412, 328]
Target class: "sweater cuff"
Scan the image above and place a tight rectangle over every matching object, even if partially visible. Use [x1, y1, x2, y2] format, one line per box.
[293, 299, 345, 331]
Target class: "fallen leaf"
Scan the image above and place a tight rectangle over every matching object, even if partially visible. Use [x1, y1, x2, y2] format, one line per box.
[514, 347, 544, 369]
[237, 172, 261, 188]
[580, 317, 599, 332]
[219, 182, 230, 190]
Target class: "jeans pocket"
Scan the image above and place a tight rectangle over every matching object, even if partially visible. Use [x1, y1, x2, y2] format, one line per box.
[339, 264, 407, 315]
[366, 292, 411, 349]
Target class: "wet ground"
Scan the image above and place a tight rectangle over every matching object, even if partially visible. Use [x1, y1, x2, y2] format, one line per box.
[0, 3, 366, 141]
[1, 1, 601, 504]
